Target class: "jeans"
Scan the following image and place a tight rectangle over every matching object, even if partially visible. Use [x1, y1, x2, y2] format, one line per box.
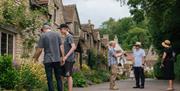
[44, 62, 63, 91]
[133, 67, 145, 87]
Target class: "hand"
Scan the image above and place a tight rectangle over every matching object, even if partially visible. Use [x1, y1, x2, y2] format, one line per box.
[60, 60, 65, 66]
[160, 64, 164, 68]
[32, 58, 38, 63]
[63, 56, 67, 62]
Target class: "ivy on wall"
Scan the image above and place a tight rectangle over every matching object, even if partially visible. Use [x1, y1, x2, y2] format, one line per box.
[0, 0, 49, 58]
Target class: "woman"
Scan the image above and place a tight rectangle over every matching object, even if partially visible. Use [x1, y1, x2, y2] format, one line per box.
[161, 40, 175, 91]
[58, 24, 76, 91]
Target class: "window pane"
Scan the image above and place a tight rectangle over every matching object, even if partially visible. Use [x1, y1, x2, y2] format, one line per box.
[8, 34, 13, 55]
[1, 33, 7, 55]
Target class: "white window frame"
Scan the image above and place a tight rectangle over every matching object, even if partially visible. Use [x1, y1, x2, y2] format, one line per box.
[0, 31, 15, 58]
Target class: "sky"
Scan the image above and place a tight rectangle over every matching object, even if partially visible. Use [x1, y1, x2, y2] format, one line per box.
[63, 0, 131, 28]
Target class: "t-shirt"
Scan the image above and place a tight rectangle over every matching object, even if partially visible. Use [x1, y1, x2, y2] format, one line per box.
[38, 31, 62, 63]
[64, 34, 75, 62]
[133, 48, 146, 67]
[108, 47, 117, 66]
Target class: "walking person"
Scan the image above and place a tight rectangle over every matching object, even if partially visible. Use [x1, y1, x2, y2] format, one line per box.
[132, 42, 146, 89]
[33, 24, 63, 91]
[108, 41, 123, 90]
[161, 40, 175, 91]
[58, 24, 76, 91]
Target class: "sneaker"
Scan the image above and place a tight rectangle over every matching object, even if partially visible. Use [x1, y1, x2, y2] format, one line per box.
[140, 86, 144, 89]
[110, 88, 119, 90]
[110, 87, 119, 90]
[166, 88, 174, 91]
[133, 86, 140, 88]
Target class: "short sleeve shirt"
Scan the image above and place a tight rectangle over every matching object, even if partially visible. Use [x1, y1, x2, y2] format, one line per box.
[133, 48, 146, 67]
[38, 31, 62, 63]
[108, 47, 117, 66]
[64, 34, 75, 62]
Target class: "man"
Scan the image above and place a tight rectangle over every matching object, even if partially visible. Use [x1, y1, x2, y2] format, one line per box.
[132, 42, 146, 89]
[33, 24, 63, 91]
[108, 41, 123, 90]
[57, 24, 76, 91]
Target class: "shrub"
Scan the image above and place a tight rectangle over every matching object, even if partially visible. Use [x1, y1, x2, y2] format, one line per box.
[0, 55, 19, 89]
[175, 55, 180, 81]
[72, 72, 87, 87]
[153, 60, 164, 79]
[145, 70, 154, 78]
[16, 61, 46, 90]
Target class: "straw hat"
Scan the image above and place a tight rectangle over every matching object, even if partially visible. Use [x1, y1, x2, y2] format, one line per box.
[134, 42, 142, 46]
[162, 40, 171, 48]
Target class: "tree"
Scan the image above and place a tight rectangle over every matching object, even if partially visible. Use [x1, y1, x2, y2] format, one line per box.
[126, 0, 180, 54]
[100, 17, 151, 50]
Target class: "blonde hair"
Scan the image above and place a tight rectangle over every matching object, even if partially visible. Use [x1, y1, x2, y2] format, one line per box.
[109, 41, 116, 46]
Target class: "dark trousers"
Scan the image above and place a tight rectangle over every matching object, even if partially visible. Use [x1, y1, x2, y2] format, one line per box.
[44, 62, 63, 91]
[133, 67, 145, 87]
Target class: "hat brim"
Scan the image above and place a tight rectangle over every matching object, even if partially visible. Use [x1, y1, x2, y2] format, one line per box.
[162, 42, 170, 48]
[134, 44, 141, 46]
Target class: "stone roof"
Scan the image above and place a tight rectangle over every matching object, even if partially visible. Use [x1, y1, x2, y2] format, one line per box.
[64, 5, 75, 23]
[63, 4, 81, 25]
[92, 29, 100, 41]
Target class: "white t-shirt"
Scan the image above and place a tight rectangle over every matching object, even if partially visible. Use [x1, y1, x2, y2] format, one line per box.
[133, 48, 146, 67]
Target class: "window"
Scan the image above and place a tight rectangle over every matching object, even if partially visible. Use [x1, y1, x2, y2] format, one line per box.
[8, 34, 13, 55]
[1, 33, 7, 55]
[0, 32, 14, 55]
[54, 9, 57, 23]
[74, 22, 79, 34]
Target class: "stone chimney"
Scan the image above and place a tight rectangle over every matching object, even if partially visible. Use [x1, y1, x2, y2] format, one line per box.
[88, 19, 91, 25]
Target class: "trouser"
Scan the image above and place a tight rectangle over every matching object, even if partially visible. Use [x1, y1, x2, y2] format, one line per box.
[133, 67, 145, 87]
[110, 64, 118, 88]
[44, 62, 63, 91]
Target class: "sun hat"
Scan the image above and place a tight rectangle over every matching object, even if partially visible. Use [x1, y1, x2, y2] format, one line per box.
[162, 40, 171, 48]
[134, 42, 142, 46]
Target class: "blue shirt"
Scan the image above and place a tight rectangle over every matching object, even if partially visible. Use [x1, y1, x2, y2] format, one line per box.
[38, 31, 62, 63]
[108, 47, 117, 66]
[64, 34, 75, 62]
[133, 48, 146, 67]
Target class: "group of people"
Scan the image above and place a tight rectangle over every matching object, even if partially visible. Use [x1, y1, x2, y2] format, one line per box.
[33, 23, 76, 91]
[32, 23, 176, 91]
[108, 40, 176, 91]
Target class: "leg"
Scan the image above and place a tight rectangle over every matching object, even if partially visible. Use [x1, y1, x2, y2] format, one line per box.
[53, 62, 63, 91]
[67, 76, 73, 91]
[110, 65, 118, 89]
[133, 67, 140, 87]
[64, 61, 74, 91]
[140, 67, 145, 88]
[168, 80, 174, 89]
[44, 63, 54, 91]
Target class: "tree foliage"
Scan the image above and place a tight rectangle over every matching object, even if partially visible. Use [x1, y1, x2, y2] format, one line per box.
[127, 0, 180, 54]
[100, 17, 151, 50]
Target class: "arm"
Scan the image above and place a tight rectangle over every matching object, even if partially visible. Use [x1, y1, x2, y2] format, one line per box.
[113, 52, 123, 58]
[60, 45, 64, 58]
[162, 52, 167, 62]
[64, 43, 76, 60]
[33, 48, 43, 62]
[33, 35, 44, 62]
[142, 50, 146, 66]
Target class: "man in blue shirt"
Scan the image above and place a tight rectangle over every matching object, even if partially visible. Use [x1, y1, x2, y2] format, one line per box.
[108, 41, 123, 90]
[132, 42, 146, 89]
[33, 24, 63, 91]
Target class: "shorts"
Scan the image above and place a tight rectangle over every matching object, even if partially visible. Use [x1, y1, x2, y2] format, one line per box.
[61, 61, 74, 77]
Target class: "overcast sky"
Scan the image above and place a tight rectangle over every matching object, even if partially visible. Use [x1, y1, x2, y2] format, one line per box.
[63, 0, 131, 28]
